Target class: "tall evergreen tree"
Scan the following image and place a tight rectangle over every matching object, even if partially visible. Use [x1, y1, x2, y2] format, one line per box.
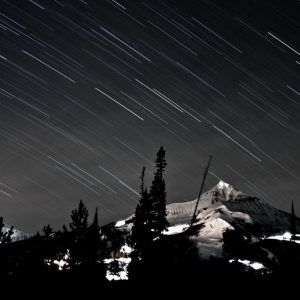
[131, 167, 152, 256]
[149, 146, 169, 236]
[130, 148, 170, 279]
[130, 168, 152, 279]
[291, 201, 296, 241]
[69, 199, 89, 237]
[91, 207, 99, 230]
[85, 207, 102, 266]
[131, 188, 152, 258]
[140, 166, 145, 196]
[68, 200, 89, 269]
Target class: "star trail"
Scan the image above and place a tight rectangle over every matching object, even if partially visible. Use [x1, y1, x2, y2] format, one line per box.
[0, 0, 300, 232]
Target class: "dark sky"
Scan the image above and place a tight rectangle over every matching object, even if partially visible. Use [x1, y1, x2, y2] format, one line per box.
[1, 0, 300, 233]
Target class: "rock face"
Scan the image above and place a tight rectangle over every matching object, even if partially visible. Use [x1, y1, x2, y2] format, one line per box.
[167, 180, 298, 239]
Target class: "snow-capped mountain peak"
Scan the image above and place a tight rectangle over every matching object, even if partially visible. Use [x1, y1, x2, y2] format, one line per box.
[217, 180, 230, 190]
[106, 180, 300, 273]
[215, 180, 236, 201]
[166, 180, 300, 242]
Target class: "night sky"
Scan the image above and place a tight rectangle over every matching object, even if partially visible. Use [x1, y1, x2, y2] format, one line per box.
[1, 0, 300, 233]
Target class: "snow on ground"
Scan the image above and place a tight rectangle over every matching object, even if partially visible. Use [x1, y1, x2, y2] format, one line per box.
[163, 224, 189, 235]
[115, 220, 126, 227]
[120, 244, 132, 254]
[45, 249, 70, 271]
[104, 243, 132, 281]
[266, 232, 300, 244]
[229, 259, 265, 270]
[104, 257, 131, 281]
[106, 270, 128, 281]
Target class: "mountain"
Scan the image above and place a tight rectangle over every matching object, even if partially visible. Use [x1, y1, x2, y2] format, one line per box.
[167, 180, 300, 259]
[1, 225, 31, 242]
[167, 180, 298, 237]
[110, 180, 300, 260]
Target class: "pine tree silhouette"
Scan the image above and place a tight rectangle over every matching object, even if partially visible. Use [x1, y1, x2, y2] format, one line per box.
[92, 207, 99, 230]
[131, 167, 152, 258]
[130, 167, 153, 279]
[149, 146, 169, 237]
[84, 207, 107, 280]
[69, 199, 89, 237]
[140, 166, 145, 196]
[86, 207, 101, 265]
[130, 148, 170, 279]
[68, 200, 89, 269]
[131, 188, 152, 259]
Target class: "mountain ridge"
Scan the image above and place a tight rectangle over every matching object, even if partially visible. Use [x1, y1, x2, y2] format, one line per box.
[167, 180, 299, 238]
[109, 180, 300, 260]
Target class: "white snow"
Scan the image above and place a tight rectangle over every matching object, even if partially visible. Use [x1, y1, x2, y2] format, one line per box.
[251, 262, 265, 270]
[229, 259, 265, 270]
[120, 244, 133, 255]
[163, 224, 189, 235]
[106, 270, 128, 281]
[199, 217, 233, 239]
[217, 180, 230, 190]
[104, 257, 131, 281]
[115, 220, 126, 227]
[53, 258, 69, 271]
[104, 257, 131, 264]
[45, 249, 70, 271]
[104, 243, 132, 281]
[266, 232, 300, 244]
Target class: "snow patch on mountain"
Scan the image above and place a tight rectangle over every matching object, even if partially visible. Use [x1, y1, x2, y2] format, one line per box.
[165, 180, 300, 260]
[199, 217, 233, 239]
[229, 259, 266, 271]
[266, 232, 300, 244]
[115, 220, 126, 228]
[163, 224, 189, 235]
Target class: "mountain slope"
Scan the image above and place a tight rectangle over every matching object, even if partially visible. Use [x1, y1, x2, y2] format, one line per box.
[2, 225, 31, 242]
[167, 180, 298, 239]
[110, 180, 300, 260]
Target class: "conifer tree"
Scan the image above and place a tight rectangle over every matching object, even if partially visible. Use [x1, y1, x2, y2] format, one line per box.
[69, 199, 89, 238]
[68, 200, 89, 269]
[131, 167, 152, 257]
[130, 167, 152, 278]
[149, 146, 169, 237]
[86, 207, 101, 265]
[131, 188, 152, 258]
[130, 148, 170, 279]
[91, 207, 99, 230]
[140, 166, 145, 195]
